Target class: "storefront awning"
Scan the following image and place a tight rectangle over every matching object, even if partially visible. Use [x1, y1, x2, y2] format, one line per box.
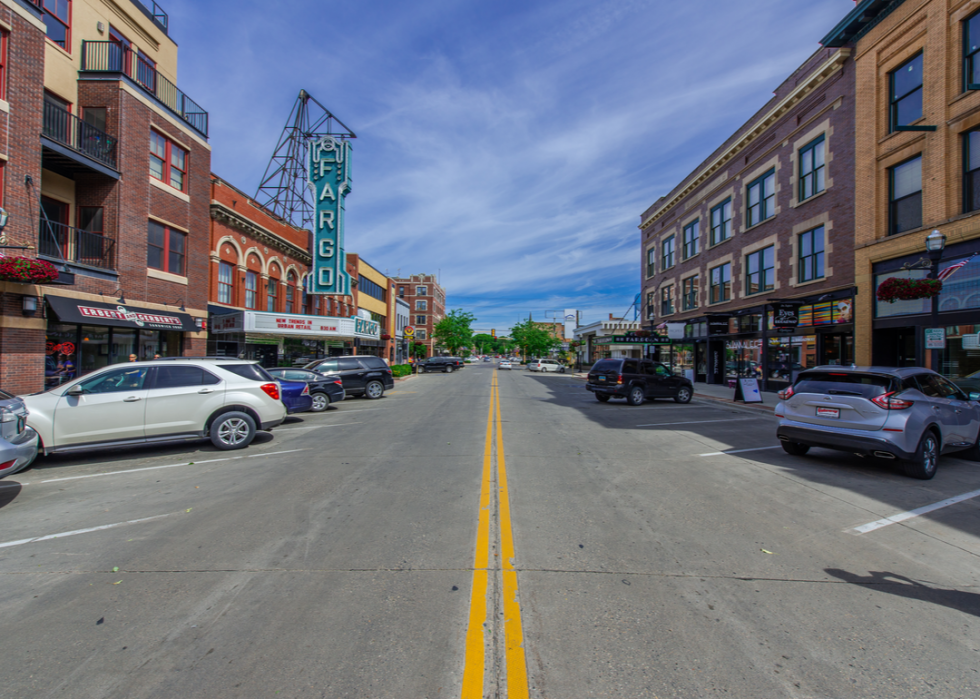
[47, 296, 198, 332]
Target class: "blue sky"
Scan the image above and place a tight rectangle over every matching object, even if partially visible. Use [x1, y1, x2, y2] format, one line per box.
[168, 0, 855, 331]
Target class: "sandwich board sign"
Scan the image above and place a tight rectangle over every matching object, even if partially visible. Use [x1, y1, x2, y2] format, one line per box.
[734, 378, 763, 403]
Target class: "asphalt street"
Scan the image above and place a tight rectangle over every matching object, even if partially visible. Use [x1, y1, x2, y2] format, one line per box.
[1, 363, 979, 698]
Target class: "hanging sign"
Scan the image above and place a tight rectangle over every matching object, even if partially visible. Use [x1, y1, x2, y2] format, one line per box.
[308, 136, 353, 296]
[924, 328, 946, 349]
[772, 303, 801, 328]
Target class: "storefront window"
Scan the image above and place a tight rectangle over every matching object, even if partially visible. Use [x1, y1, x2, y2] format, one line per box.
[944, 325, 980, 382]
[874, 270, 930, 317]
[46, 323, 78, 388]
[726, 339, 762, 380]
[766, 336, 816, 384]
[672, 343, 694, 377]
[79, 325, 110, 374]
[112, 329, 136, 364]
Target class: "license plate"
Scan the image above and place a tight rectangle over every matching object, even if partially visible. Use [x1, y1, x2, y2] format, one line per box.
[598, 376, 606, 382]
[816, 407, 839, 419]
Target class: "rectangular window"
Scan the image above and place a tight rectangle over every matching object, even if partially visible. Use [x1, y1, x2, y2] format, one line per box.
[966, 12, 980, 89]
[709, 263, 731, 304]
[799, 136, 825, 201]
[890, 53, 923, 132]
[357, 275, 387, 302]
[747, 170, 775, 226]
[150, 131, 188, 192]
[890, 155, 922, 235]
[416, 300, 427, 310]
[285, 282, 294, 310]
[646, 247, 656, 277]
[42, 0, 71, 50]
[710, 199, 731, 245]
[661, 235, 675, 270]
[965, 130, 980, 213]
[416, 329, 427, 340]
[416, 315, 426, 325]
[660, 285, 674, 316]
[682, 275, 699, 311]
[146, 220, 185, 275]
[745, 246, 775, 295]
[646, 291, 655, 319]
[798, 227, 825, 283]
[682, 219, 700, 259]
[218, 262, 234, 304]
[398, 286, 404, 297]
[267, 279, 278, 312]
[416, 286, 427, 295]
[245, 272, 257, 310]
[0, 30, 8, 101]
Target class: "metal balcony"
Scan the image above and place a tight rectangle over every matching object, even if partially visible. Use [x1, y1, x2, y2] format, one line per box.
[39, 222, 116, 272]
[41, 101, 118, 176]
[133, 1, 168, 33]
[80, 41, 208, 137]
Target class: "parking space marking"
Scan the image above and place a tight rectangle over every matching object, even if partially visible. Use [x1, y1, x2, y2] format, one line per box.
[637, 418, 757, 428]
[698, 446, 782, 457]
[276, 422, 362, 431]
[0, 513, 172, 550]
[37, 449, 307, 484]
[851, 488, 980, 534]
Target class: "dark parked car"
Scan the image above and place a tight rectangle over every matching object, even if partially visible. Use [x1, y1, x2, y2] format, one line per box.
[303, 356, 394, 399]
[267, 368, 345, 412]
[419, 357, 460, 373]
[279, 379, 312, 414]
[586, 358, 693, 405]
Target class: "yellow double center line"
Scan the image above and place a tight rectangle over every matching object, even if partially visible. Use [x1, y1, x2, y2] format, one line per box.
[461, 372, 529, 698]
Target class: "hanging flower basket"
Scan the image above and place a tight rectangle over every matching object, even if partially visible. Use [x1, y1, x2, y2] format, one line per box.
[876, 277, 943, 303]
[381, 333, 391, 341]
[0, 257, 59, 284]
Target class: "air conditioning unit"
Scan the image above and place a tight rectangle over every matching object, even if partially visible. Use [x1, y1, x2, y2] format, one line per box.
[963, 333, 980, 350]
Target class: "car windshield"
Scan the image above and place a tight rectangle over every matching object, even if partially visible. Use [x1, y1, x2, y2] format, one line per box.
[592, 360, 621, 373]
[794, 372, 896, 399]
[221, 364, 275, 382]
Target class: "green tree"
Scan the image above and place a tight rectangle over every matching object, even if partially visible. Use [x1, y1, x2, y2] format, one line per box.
[510, 319, 560, 359]
[411, 342, 428, 359]
[432, 309, 476, 355]
[472, 333, 495, 354]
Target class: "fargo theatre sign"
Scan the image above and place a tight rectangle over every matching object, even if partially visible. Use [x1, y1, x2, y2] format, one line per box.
[308, 135, 353, 295]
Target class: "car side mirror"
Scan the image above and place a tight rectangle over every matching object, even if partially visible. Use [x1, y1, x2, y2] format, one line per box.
[67, 384, 84, 396]
[970, 392, 980, 402]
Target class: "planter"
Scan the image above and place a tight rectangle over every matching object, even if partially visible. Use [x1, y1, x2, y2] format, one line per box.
[876, 277, 943, 303]
[0, 257, 59, 284]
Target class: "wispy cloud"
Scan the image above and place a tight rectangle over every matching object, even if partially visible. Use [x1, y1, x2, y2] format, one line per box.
[170, 0, 855, 329]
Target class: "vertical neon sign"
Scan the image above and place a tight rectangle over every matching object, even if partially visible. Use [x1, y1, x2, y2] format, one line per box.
[308, 135, 352, 295]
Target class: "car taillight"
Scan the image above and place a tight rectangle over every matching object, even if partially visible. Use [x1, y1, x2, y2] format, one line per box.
[260, 383, 280, 400]
[617, 374, 623, 385]
[333, 379, 343, 386]
[0, 460, 15, 471]
[777, 386, 795, 401]
[302, 385, 310, 395]
[871, 391, 914, 410]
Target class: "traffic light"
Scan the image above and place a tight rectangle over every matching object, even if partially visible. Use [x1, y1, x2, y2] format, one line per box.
[491, 329, 496, 338]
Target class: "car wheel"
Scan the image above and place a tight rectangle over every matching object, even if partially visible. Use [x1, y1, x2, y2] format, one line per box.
[210, 411, 256, 451]
[904, 430, 939, 480]
[596, 394, 610, 403]
[365, 380, 385, 400]
[674, 386, 692, 403]
[445, 365, 454, 373]
[310, 392, 330, 412]
[627, 386, 645, 406]
[781, 441, 809, 456]
[559, 367, 566, 373]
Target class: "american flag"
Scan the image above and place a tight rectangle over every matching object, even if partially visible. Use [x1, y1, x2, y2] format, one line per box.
[937, 252, 978, 281]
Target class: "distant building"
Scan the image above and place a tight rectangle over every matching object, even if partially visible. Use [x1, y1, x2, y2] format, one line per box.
[574, 315, 643, 364]
[392, 274, 446, 357]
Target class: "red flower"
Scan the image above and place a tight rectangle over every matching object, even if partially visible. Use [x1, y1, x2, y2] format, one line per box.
[876, 277, 943, 303]
[0, 257, 59, 284]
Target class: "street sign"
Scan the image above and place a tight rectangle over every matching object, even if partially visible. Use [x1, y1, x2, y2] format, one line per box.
[925, 327, 946, 349]
[404, 325, 415, 338]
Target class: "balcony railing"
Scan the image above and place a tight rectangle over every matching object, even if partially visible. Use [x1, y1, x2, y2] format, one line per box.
[42, 101, 118, 170]
[81, 41, 208, 137]
[133, 1, 169, 33]
[39, 222, 116, 272]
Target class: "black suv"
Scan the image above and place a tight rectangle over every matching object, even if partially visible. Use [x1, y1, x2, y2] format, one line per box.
[587, 358, 693, 405]
[303, 356, 394, 399]
[419, 357, 461, 373]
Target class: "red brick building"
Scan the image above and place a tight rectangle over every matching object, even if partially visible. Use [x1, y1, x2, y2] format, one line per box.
[1, 0, 211, 394]
[392, 274, 446, 356]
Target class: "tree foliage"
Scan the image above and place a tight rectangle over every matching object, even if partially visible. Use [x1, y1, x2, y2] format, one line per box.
[509, 319, 561, 358]
[432, 309, 476, 355]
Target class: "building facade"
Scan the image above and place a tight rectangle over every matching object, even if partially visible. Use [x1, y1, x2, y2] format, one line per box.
[829, 0, 980, 380]
[639, 43, 856, 391]
[393, 274, 445, 356]
[350, 255, 394, 361]
[573, 316, 643, 365]
[1, 0, 210, 394]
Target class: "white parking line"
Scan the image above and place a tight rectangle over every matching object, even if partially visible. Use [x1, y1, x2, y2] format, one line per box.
[0, 513, 172, 549]
[38, 449, 306, 484]
[851, 488, 980, 534]
[637, 418, 756, 428]
[277, 422, 362, 431]
[698, 446, 782, 457]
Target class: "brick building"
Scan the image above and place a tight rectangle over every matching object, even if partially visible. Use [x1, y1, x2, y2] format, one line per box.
[393, 274, 445, 357]
[350, 254, 396, 361]
[206, 176, 384, 366]
[828, 0, 980, 379]
[0, 0, 210, 394]
[638, 43, 856, 392]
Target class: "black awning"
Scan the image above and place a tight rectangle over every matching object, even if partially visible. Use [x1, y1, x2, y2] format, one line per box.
[47, 296, 198, 332]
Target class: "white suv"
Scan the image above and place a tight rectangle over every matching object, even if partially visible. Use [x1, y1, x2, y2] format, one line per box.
[528, 359, 565, 373]
[23, 359, 287, 455]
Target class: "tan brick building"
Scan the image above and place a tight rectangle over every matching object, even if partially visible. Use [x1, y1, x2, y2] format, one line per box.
[1, 0, 210, 394]
[829, 0, 980, 379]
[393, 274, 445, 357]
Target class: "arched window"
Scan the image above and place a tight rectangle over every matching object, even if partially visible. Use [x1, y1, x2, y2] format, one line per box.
[286, 272, 297, 312]
[245, 271, 257, 309]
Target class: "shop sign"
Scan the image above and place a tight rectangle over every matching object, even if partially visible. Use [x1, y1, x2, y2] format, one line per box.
[404, 325, 415, 338]
[964, 333, 980, 350]
[596, 334, 671, 345]
[726, 339, 762, 350]
[212, 313, 243, 333]
[252, 313, 340, 335]
[308, 135, 353, 296]
[925, 328, 946, 349]
[772, 303, 800, 328]
[707, 316, 730, 335]
[354, 316, 381, 338]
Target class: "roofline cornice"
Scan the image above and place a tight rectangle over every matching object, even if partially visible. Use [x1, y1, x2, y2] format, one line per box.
[639, 48, 851, 231]
[211, 202, 312, 265]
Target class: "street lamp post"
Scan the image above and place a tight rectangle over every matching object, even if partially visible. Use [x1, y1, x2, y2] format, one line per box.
[925, 229, 947, 373]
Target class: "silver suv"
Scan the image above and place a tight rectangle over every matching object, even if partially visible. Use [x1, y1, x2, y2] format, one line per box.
[23, 359, 287, 455]
[775, 366, 980, 479]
